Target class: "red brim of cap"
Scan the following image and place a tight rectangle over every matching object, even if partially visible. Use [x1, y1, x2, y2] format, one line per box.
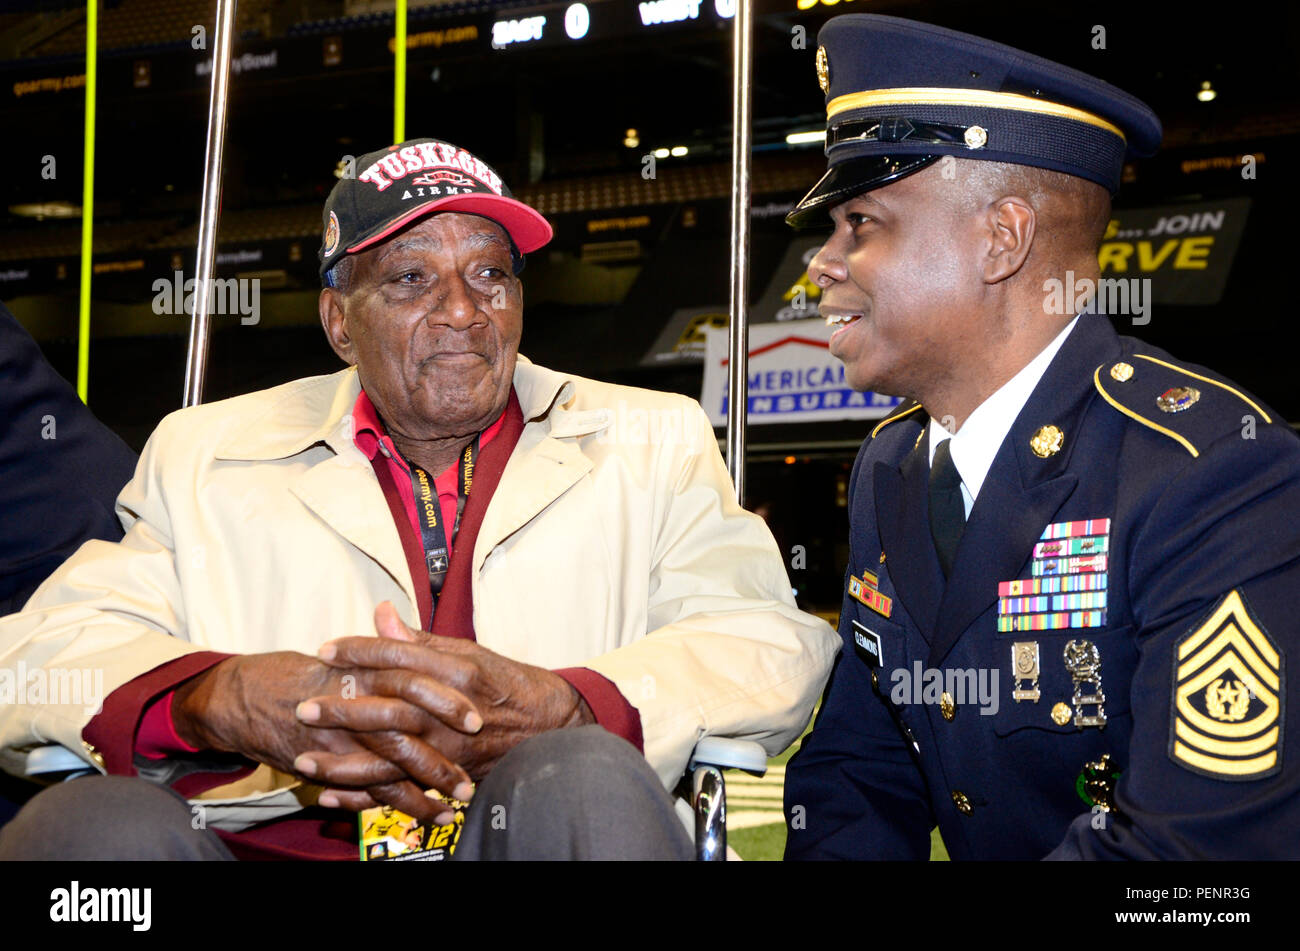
[346, 194, 553, 256]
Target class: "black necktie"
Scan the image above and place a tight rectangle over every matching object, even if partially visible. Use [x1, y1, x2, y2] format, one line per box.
[929, 438, 966, 579]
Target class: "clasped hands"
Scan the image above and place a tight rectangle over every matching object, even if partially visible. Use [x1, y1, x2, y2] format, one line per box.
[170, 602, 593, 823]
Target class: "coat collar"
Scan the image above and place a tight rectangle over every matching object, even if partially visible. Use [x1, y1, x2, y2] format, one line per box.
[209, 356, 607, 625]
[214, 354, 592, 462]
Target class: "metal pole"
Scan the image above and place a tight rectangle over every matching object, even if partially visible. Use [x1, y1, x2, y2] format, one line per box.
[725, 0, 753, 506]
[182, 0, 238, 408]
[75, 0, 97, 404]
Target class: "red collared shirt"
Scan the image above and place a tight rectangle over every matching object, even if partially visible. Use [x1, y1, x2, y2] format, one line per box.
[351, 388, 506, 568]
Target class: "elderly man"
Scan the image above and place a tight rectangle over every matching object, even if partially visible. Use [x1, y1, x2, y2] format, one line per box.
[782, 15, 1300, 859]
[0, 138, 837, 860]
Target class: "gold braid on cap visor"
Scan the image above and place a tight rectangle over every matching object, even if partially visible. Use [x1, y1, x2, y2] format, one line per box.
[825, 87, 1126, 142]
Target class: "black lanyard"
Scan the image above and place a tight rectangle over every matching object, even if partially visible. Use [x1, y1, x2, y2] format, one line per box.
[405, 436, 478, 616]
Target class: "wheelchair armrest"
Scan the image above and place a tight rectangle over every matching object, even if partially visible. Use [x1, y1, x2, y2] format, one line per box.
[689, 737, 768, 777]
[24, 745, 97, 780]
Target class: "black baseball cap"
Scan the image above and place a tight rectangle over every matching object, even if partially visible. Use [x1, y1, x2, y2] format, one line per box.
[319, 138, 553, 283]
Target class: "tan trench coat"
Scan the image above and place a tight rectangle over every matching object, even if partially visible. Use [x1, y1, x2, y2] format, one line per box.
[0, 357, 837, 830]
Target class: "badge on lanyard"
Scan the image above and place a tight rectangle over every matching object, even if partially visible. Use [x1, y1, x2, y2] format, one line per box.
[358, 793, 468, 862]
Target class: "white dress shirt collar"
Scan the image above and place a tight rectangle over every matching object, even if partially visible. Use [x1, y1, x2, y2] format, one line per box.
[928, 316, 1079, 515]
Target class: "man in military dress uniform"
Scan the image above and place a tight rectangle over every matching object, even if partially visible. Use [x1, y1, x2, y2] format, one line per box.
[783, 14, 1300, 859]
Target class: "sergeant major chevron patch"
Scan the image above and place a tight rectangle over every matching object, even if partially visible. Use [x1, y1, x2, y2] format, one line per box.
[1170, 589, 1283, 780]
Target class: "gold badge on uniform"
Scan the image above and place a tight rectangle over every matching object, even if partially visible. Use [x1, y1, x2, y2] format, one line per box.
[1170, 589, 1282, 780]
[1157, 386, 1200, 413]
[815, 46, 830, 93]
[1076, 753, 1122, 814]
[1029, 424, 1064, 458]
[1110, 362, 1135, 382]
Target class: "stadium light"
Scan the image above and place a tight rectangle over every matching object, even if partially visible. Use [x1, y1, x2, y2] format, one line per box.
[670, 146, 688, 157]
[1197, 80, 1217, 102]
[786, 130, 825, 145]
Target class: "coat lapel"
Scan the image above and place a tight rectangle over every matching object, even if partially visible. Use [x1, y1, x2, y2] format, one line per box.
[471, 405, 607, 575]
[290, 445, 419, 614]
[874, 424, 944, 639]
[212, 368, 423, 616]
[925, 316, 1123, 668]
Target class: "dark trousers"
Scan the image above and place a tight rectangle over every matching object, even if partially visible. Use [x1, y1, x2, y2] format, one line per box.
[0, 725, 693, 861]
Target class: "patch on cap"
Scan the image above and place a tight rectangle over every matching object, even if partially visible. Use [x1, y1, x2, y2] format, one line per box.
[323, 211, 340, 259]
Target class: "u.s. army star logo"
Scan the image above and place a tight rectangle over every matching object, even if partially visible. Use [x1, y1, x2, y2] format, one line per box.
[1170, 590, 1283, 780]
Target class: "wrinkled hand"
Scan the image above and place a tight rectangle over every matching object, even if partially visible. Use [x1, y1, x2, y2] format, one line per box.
[170, 641, 483, 821]
[301, 601, 594, 813]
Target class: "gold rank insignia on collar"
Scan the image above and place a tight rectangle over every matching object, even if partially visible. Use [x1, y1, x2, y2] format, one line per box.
[1030, 424, 1064, 458]
[1171, 589, 1282, 780]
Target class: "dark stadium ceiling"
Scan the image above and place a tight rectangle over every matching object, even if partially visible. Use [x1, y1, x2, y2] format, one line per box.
[1, 0, 1298, 215]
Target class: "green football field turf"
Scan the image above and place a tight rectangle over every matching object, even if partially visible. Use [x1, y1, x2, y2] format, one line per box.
[729, 819, 950, 861]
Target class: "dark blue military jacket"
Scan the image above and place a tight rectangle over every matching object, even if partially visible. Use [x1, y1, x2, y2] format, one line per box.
[785, 314, 1300, 859]
[0, 301, 137, 614]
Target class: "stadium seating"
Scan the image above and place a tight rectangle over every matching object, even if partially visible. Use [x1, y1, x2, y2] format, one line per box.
[25, 0, 274, 58]
[0, 218, 181, 263]
[0, 152, 822, 263]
